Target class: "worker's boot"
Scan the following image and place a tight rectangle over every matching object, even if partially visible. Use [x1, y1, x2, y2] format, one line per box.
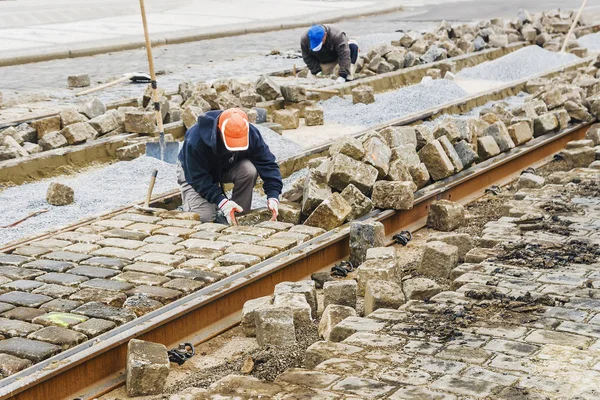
[348, 63, 356, 81]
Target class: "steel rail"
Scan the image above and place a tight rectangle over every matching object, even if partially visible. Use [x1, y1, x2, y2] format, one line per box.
[0, 120, 590, 400]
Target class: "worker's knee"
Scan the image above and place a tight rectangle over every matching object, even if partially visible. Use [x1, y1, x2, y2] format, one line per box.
[235, 159, 258, 184]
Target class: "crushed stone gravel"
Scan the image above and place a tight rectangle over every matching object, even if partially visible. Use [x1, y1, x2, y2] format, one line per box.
[457, 46, 579, 82]
[321, 79, 468, 127]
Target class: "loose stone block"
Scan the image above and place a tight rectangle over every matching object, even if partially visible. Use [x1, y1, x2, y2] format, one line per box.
[363, 136, 392, 178]
[427, 232, 473, 262]
[427, 200, 465, 231]
[273, 292, 312, 329]
[453, 140, 478, 168]
[280, 85, 306, 102]
[371, 181, 414, 210]
[562, 147, 596, 168]
[304, 192, 351, 231]
[403, 278, 442, 300]
[255, 75, 280, 101]
[59, 107, 87, 127]
[32, 116, 61, 139]
[364, 280, 405, 315]
[430, 375, 500, 397]
[61, 122, 97, 144]
[356, 259, 399, 296]
[438, 135, 464, 172]
[0, 337, 61, 363]
[409, 163, 431, 188]
[46, 182, 74, 206]
[328, 316, 386, 342]
[533, 113, 559, 137]
[278, 201, 302, 224]
[124, 111, 158, 134]
[274, 280, 317, 317]
[516, 173, 545, 189]
[380, 126, 418, 148]
[255, 306, 296, 347]
[72, 302, 136, 325]
[273, 109, 299, 130]
[508, 121, 533, 145]
[80, 98, 106, 120]
[485, 121, 515, 152]
[241, 296, 272, 337]
[27, 326, 87, 350]
[419, 140, 455, 181]
[70, 288, 126, 307]
[477, 135, 501, 160]
[305, 341, 363, 368]
[420, 241, 458, 278]
[0, 317, 42, 338]
[349, 220, 385, 267]
[329, 136, 364, 160]
[324, 280, 357, 310]
[0, 353, 32, 377]
[126, 339, 170, 397]
[72, 318, 116, 337]
[0, 292, 52, 308]
[302, 169, 332, 215]
[38, 131, 68, 151]
[327, 154, 378, 196]
[318, 305, 357, 341]
[352, 85, 375, 104]
[68, 74, 90, 88]
[340, 184, 373, 221]
[216, 253, 261, 267]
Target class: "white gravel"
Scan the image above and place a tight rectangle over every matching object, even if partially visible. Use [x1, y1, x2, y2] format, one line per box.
[257, 125, 303, 161]
[578, 32, 600, 52]
[457, 46, 580, 82]
[322, 79, 468, 127]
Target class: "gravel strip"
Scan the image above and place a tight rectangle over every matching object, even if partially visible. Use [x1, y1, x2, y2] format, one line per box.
[577, 32, 600, 51]
[256, 125, 303, 161]
[321, 79, 468, 127]
[457, 46, 579, 82]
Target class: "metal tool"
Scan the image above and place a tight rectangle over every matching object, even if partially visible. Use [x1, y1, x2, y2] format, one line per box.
[133, 169, 158, 213]
[167, 343, 195, 365]
[139, 0, 179, 164]
[74, 73, 151, 97]
[1, 209, 48, 228]
[393, 230, 412, 246]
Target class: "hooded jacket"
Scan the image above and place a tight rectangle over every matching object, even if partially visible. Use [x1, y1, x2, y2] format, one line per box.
[301, 25, 351, 78]
[178, 110, 283, 206]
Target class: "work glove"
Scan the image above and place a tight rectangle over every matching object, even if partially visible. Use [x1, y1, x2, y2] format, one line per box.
[267, 198, 279, 221]
[315, 71, 323, 78]
[219, 199, 243, 225]
[335, 76, 346, 84]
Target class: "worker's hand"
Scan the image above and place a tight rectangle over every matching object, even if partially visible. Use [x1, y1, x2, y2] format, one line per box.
[219, 199, 243, 225]
[267, 198, 279, 221]
[335, 76, 346, 84]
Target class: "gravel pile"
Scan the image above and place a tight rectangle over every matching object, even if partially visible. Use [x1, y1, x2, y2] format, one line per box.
[322, 79, 468, 127]
[250, 168, 308, 209]
[578, 32, 600, 51]
[457, 46, 579, 82]
[257, 125, 303, 161]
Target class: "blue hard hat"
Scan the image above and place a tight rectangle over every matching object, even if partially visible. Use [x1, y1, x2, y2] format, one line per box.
[308, 25, 326, 51]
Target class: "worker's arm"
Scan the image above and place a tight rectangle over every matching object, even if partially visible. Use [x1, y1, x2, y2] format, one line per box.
[301, 36, 322, 76]
[181, 142, 227, 206]
[248, 128, 283, 200]
[331, 29, 351, 79]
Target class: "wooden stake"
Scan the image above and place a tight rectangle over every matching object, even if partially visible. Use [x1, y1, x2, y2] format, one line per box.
[561, 0, 588, 53]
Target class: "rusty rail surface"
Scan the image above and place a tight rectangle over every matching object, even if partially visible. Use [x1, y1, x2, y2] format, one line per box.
[0, 120, 590, 400]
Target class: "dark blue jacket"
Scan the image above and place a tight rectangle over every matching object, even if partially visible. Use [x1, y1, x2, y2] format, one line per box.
[178, 110, 283, 206]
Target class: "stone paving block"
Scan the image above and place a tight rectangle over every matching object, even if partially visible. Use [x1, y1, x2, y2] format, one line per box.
[63, 243, 101, 254]
[427, 200, 465, 232]
[356, 259, 399, 296]
[0, 266, 44, 281]
[544, 306, 588, 322]
[304, 192, 351, 231]
[123, 262, 174, 276]
[195, 223, 228, 233]
[0, 317, 43, 337]
[13, 246, 52, 258]
[1, 280, 44, 293]
[565, 298, 600, 312]
[365, 247, 396, 261]
[91, 247, 144, 261]
[343, 332, 403, 349]
[134, 253, 186, 267]
[305, 340, 363, 369]
[179, 239, 230, 251]
[0, 291, 52, 308]
[379, 367, 432, 386]
[72, 318, 116, 337]
[255, 238, 297, 251]
[288, 225, 326, 238]
[330, 376, 395, 398]
[274, 281, 317, 317]
[215, 253, 261, 268]
[431, 375, 501, 398]
[324, 280, 357, 310]
[364, 280, 404, 316]
[80, 278, 134, 292]
[113, 271, 170, 287]
[318, 305, 356, 341]
[137, 244, 184, 255]
[113, 213, 162, 224]
[123, 294, 163, 316]
[527, 327, 594, 348]
[410, 356, 467, 374]
[101, 229, 150, 241]
[329, 316, 386, 342]
[153, 226, 196, 238]
[0, 302, 15, 314]
[207, 375, 283, 398]
[389, 386, 457, 400]
[163, 278, 204, 294]
[159, 210, 199, 221]
[179, 259, 219, 270]
[427, 233, 473, 262]
[126, 339, 170, 397]
[40, 299, 82, 313]
[70, 288, 126, 307]
[126, 223, 163, 235]
[32, 312, 88, 329]
[273, 292, 313, 330]
[275, 368, 341, 389]
[92, 220, 133, 230]
[222, 226, 276, 238]
[144, 234, 184, 244]
[68, 266, 119, 279]
[41, 251, 92, 263]
[256, 221, 294, 232]
[419, 140, 455, 181]
[518, 375, 574, 398]
[463, 366, 519, 386]
[81, 256, 130, 269]
[0, 254, 33, 266]
[371, 181, 414, 211]
[2, 307, 45, 322]
[22, 260, 74, 273]
[36, 272, 89, 287]
[402, 340, 442, 355]
[0, 337, 61, 363]
[557, 321, 600, 339]
[474, 325, 529, 339]
[176, 248, 223, 260]
[97, 238, 146, 250]
[419, 241, 458, 278]
[255, 306, 296, 347]
[188, 231, 222, 241]
[438, 344, 493, 364]
[269, 231, 311, 245]
[484, 338, 538, 356]
[366, 308, 409, 324]
[219, 234, 264, 244]
[165, 269, 222, 284]
[0, 353, 33, 378]
[224, 244, 278, 260]
[349, 221, 385, 267]
[126, 285, 182, 303]
[403, 277, 442, 300]
[72, 302, 136, 325]
[54, 231, 104, 244]
[241, 296, 272, 337]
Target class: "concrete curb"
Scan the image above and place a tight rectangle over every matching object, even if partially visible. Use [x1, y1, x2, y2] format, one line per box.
[0, 3, 404, 68]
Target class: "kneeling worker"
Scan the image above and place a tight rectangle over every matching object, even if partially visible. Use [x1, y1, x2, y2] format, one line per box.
[177, 108, 283, 225]
[301, 24, 359, 83]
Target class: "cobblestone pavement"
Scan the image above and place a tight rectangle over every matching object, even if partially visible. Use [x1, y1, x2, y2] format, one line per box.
[162, 165, 600, 399]
[0, 212, 325, 378]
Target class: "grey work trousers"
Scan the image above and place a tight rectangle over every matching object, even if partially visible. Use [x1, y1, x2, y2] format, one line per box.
[177, 159, 258, 222]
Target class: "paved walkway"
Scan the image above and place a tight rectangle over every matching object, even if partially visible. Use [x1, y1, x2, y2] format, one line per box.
[0, 0, 407, 64]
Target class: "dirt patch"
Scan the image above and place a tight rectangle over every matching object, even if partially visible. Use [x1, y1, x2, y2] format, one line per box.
[456, 192, 513, 238]
[493, 240, 600, 269]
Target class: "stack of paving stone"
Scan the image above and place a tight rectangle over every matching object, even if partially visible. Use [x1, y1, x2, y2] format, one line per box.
[174, 159, 600, 399]
[0, 210, 325, 377]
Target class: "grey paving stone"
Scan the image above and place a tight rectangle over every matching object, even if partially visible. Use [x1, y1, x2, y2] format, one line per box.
[389, 386, 457, 400]
[402, 340, 443, 355]
[13, 246, 52, 258]
[96, 238, 146, 250]
[437, 344, 493, 364]
[41, 251, 92, 263]
[543, 306, 588, 322]
[305, 341, 364, 369]
[80, 278, 134, 292]
[410, 356, 467, 374]
[28, 326, 87, 350]
[342, 332, 403, 349]
[133, 253, 186, 267]
[474, 325, 528, 339]
[163, 278, 204, 294]
[40, 299, 82, 313]
[122, 262, 174, 276]
[430, 375, 501, 397]
[379, 367, 432, 386]
[69, 288, 127, 307]
[275, 368, 341, 389]
[72, 318, 116, 337]
[366, 309, 409, 323]
[557, 321, 600, 339]
[566, 298, 600, 312]
[518, 375, 574, 397]
[525, 329, 592, 348]
[462, 366, 519, 386]
[328, 316, 386, 343]
[72, 302, 136, 325]
[30, 238, 72, 249]
[81, 257, 130, 269]
[489, 354, 535, 373]
[113, 271, 170, 286]
[329, 376, 395, 398]
[0, 353, 33, 378]
[32, 284, 78, 299]
[0, 302, 15, 313]
[2, 307, 45, 322]
[484, 339, 539, 356]
[125, 285, 182, 303]
[1, 280, 44, 292]
[22, 260, 74, 273]
[0, 337, 61, 362]
[36, 272, 89, 287]
[0, 254, 32, 267]
[165, 268, 223, 284]
[32, 312, 88, 328]
[143, 234, 184, 244]
[0, 291, 52, 308]
[0, 266, 45, 280]
[0, 317, 43, 337]
[175, 248, 223, 260]
[90, 247, 144, 261]
[68, 266, 119, 279]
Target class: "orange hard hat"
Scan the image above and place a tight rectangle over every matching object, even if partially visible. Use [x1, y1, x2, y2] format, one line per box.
[218, 108, 249, 151]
